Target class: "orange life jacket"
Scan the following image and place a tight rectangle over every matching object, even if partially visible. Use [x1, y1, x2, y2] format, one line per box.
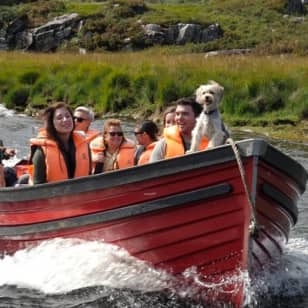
[75, 129, 100, 143]
[137, 142, 157, 165]
[30, 132, 90, 183]
[85, 129, 100, 142]
[90, 136, 135, 170]
[164, 125, 209, 158]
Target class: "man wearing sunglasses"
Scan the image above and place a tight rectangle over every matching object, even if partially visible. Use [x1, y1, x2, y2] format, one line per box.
[74, 106, 99, 142]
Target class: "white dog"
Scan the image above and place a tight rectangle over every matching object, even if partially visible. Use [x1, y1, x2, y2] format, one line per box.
[189, 80, 228, 152]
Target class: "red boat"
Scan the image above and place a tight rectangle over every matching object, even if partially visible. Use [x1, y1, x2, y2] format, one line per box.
[0, 138, 307, 306]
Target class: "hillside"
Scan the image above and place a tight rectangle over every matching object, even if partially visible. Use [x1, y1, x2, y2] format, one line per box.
[0, 0, 307, 54]
[0, 1, 307, 142]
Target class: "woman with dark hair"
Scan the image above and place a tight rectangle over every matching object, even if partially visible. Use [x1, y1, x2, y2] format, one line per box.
[163, 105, 176, 128]
[134, 120, 159, 165]
[90, 118, 135, 173]
[30, 102, 91, 184]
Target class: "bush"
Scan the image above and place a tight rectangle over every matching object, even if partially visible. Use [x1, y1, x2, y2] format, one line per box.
[18, 71, 40, 85]
[100, 71, 134, 112]
[133, 74, 158, 105]
[5, 86, 30, 109]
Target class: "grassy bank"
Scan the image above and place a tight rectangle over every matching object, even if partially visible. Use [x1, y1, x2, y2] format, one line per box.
[0, 51, 307, 142]
[236, 121, 308, 143]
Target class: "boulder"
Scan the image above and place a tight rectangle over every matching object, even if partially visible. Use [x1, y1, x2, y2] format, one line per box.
[30, 14, 80, 51]
[287, 0, 306, 14]
[143, 22, 223, 46]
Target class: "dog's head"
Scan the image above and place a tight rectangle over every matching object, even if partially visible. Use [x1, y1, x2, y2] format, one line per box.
[195, 80, 224, 113]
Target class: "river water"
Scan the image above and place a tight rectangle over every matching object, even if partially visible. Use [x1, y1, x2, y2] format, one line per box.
[0, 105, 308, 307]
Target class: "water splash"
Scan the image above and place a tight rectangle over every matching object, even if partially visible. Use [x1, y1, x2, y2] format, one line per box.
[0, 237, 307, 307]
[248, 237, 308, 307]
[0, 104, 14, 117]
[0, 238, 171, 294]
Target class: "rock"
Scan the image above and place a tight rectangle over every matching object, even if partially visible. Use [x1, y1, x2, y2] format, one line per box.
[30, 14, 80, 52]
[143, 22, 223, 46]
[176, 23, 201, 44]
[204, 49, 252, 57]
[287, 0, 306, 14]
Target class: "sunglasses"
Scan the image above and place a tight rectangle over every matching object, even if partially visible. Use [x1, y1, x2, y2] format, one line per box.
[107, 132, 123, 137]
[73, 116, 87, 123]
[134, 131, 143, 136]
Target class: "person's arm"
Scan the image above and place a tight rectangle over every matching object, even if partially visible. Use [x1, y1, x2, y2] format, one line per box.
[150, 138, 166, 162]
[32, 147, 47, 184]
[0, 164, 5, 187]
[134, 145, 145, 165]
[88, 146, 92, 175]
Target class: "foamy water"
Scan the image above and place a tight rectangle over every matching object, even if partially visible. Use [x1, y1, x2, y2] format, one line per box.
[248, 238, 308, 306]
[0, 104, 14, 118]
[0, 236, 307, 306]
[0, 239, 171, 294]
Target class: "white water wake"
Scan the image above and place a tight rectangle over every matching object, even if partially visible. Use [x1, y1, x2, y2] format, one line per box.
[0, 238, 170, 294]
[0, 237, 307, 307]
[0, 104, 14, 118]
[248, 237, 308, 306]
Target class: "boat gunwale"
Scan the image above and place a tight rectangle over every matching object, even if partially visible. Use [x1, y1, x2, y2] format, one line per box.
[0, 138, 307, 202]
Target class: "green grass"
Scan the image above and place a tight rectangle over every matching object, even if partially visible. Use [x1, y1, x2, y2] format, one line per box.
[64, 1, 107, 16]
[0, 0, 307, 138]
[0, 51, 307, 129]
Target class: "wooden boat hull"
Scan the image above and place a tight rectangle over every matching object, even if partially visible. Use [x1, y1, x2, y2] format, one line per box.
[0, 139, 307, 306]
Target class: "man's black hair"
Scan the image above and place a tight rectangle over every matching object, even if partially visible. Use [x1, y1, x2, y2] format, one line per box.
[175, 96, 202, 117]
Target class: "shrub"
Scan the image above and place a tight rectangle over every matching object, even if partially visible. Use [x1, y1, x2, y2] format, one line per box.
[100, 71, 134, 112]
[18, 71, 40, 85]
[133, 74, 158, 105]
[5, 86, 30, 110]
[110, 0, 148, 17]
[157, 79, 181, 106]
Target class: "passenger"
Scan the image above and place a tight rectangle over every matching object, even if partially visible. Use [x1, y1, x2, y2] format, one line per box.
[90, 119, 135, 173]
[0, 163, 4, 187]
[0, 144, 16, 161]
[150, 97, 208, 162]
[163, 105, 176, 128]
[30, 102, 91, 184]
[73, 106, 99, 141]
[0, 141, 17, 187]
[134, 120, 159, 165]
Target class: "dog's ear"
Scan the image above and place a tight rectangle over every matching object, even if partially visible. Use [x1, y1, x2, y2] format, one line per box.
[208, 80, 219, 86]
[194, 85, 204, 97]
[216, 85, 224, 103]
[209, 80, 224, 102]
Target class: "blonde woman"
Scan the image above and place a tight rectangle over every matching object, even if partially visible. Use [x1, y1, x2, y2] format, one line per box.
[90, 119, 135, 173]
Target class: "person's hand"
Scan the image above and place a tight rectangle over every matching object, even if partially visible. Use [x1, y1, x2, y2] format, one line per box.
[4, 149, 16, 157]
[4, 148, 16, 159]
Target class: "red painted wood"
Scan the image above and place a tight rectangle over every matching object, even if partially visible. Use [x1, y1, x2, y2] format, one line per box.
[0, 150, 302, 307]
